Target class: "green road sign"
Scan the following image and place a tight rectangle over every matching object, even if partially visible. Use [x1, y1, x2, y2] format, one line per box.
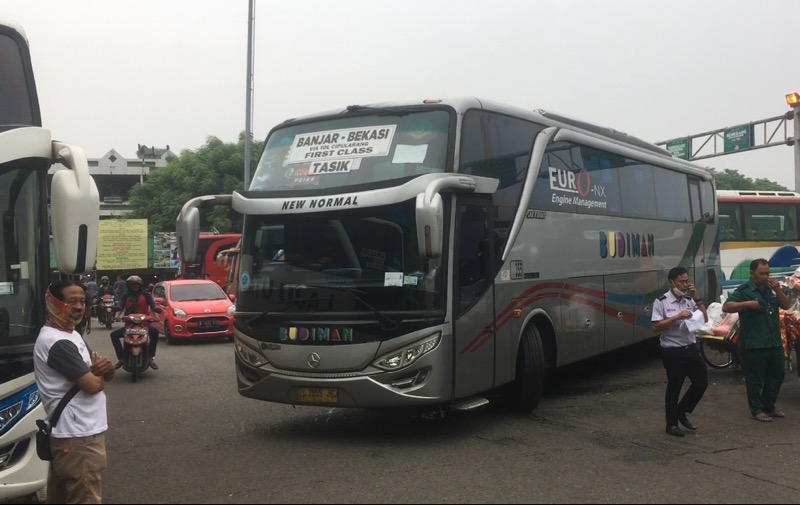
[724, 124, 752, 153]
[666, 138, 689, 159]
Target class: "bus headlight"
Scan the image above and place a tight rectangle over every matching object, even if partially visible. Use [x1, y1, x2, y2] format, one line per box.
[372, 333, 441, 371]
[235, 342, 268, 367]
[0, 383, 40, 436]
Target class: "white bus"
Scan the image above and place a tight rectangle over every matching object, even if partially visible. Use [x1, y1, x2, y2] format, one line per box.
[176, 98, 719, 412]
[0, 18, 99, 501]
[717, 190, 800, 287]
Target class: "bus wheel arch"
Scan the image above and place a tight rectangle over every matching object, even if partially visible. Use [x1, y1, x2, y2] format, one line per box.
[502, 315, 555, 413]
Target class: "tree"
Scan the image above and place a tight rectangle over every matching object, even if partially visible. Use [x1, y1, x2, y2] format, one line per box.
[707, 168, 789, 191]
[127, 133, 263, 232]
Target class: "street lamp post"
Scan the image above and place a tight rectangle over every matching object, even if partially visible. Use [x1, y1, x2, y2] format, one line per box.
[788, 92, 800, 192]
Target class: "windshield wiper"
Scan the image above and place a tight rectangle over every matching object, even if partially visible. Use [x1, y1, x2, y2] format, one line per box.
[245, 298, 308, 327]
[303, 283, 401, 330]
[244, 285, 402, 330]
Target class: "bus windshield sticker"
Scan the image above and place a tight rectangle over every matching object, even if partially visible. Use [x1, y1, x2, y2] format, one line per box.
[285, 165, 317, 185]
[286, 125, 397, 164]
[392, 144, 428, 164]
[384, 272, 403, 287]
[403, 275, 419, 286]
[308, 158, 362, 176]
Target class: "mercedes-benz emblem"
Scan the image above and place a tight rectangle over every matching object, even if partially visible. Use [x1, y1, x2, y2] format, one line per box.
[307, 352, 321, 368]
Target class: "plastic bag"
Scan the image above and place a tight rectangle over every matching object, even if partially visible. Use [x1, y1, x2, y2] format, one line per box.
[713, 312, 739, 337]
[699, 302, 725, 334]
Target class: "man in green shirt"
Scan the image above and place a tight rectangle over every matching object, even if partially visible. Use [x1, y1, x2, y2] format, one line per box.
[723, 258, 791, 422]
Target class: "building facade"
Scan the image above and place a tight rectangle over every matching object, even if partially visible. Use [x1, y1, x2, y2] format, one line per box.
[48, 144, 175, 217]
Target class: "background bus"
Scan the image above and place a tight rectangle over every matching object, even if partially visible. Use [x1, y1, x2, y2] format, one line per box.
[179, 233, 241, 291]
[0, 18, 99, 502]
[177, 97, 718, 413]
[717, 190, 800, 287]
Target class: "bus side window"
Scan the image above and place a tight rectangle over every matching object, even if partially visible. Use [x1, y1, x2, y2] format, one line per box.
[458, 205, 489, 314]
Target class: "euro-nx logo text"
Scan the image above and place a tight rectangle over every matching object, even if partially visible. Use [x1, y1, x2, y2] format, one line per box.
[599, 231, 655, 258]
[548, 167, 607, 197]
[550, 167, 590, 195]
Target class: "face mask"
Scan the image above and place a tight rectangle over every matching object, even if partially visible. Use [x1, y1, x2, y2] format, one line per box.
[672, 286, 687, 298]
[45, 288, 85, 332]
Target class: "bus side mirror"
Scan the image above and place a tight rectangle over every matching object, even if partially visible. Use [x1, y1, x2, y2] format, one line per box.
[415, 192, 443, 258]
[176, 206, 200, 264]
[50, 143, 99, 274]
[176, 195, 233, 264]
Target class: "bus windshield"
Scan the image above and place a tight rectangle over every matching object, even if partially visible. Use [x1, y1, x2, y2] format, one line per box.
[236, 200, 443, 316]
[249, 109, 451, 191]
[0, 163, 45, 361]
[0, 26, 37, 127]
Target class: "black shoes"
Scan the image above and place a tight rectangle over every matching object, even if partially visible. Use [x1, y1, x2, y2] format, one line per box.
[678, 414, 697, 431]
[666, 425, 685, 437]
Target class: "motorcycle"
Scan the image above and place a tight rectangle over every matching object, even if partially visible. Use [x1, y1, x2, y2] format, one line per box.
[118, 313, 156, 382]
[97, 294, 116, 329]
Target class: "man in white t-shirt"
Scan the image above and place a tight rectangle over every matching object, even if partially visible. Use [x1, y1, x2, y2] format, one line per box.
[33, 280, 115, 504]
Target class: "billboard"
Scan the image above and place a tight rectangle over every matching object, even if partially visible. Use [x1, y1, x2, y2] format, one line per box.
[96, 219, 148, 269]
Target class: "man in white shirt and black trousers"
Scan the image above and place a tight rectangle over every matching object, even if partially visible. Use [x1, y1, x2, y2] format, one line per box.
[651, 266, 709, 437]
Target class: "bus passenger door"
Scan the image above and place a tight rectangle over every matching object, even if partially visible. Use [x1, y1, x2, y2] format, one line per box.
[453, 200, 496, 399]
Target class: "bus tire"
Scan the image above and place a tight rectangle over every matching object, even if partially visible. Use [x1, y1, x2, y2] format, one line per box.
[503, 325, 546, 413]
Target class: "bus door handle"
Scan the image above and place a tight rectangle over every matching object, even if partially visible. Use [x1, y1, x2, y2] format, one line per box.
[644, 306, 651, 314]
[584, 318, 592, 328]
[616, 312, 623, 321]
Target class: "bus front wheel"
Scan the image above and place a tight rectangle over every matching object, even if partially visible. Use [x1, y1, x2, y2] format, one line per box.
[502, 325, 546, 413]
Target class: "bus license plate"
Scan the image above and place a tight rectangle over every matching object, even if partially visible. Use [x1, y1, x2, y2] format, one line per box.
[297, 387, 338, 404]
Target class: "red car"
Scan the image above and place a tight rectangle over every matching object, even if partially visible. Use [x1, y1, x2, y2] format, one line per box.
[151, 280, 235, 344]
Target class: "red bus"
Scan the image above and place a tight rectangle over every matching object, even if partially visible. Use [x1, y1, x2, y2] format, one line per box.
[179, 233, 240, 290]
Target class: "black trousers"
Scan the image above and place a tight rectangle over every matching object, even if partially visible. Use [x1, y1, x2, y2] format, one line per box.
[662, 344, 708, 427]
[110, 326, 159, 360]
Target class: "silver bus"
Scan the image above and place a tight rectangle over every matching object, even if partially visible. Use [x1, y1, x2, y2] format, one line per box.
[176, 97, 719, 412]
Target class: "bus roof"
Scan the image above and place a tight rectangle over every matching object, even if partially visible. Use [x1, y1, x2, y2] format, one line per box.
[717, 190, 800, 201]
[0, 18, 28, 42]
[272, 96, 712, 180]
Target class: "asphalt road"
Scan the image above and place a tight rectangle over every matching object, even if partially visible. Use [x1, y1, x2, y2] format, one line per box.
[67, 327, 800, 503]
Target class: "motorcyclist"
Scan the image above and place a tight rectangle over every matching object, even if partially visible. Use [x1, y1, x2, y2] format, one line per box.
[110, 275, 163, 370]
[96, 276, 116, 321]
[97, 276, 115, 297]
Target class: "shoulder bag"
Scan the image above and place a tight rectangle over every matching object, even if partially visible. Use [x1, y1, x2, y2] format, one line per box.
[35, 385, 80, 461]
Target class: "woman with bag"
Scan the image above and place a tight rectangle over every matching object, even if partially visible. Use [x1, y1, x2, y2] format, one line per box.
[32, 280, 115, 504]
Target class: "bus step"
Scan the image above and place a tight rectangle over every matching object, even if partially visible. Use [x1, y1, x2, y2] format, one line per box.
[451, 397, 490, 411]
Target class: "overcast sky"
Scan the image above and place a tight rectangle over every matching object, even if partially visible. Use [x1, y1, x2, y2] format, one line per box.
[5, 0, 800, 188]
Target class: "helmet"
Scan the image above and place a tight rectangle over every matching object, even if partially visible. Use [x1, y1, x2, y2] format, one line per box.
[126, 275, 143, 288]
[101, 276, 109, 283]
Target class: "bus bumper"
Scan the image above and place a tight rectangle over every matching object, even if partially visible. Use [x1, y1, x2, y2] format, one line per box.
[0, 405, 48, 502]
[234, 346, 452, 408]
